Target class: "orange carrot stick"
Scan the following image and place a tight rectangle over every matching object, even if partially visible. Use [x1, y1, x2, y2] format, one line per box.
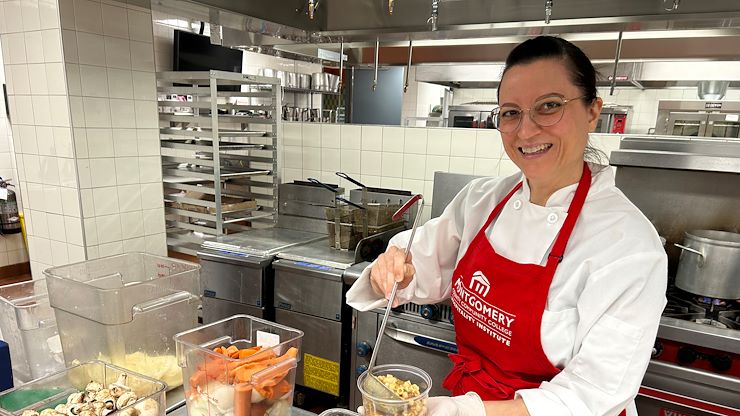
[233, 383, 252, 416]
[189, 370, 207, 391]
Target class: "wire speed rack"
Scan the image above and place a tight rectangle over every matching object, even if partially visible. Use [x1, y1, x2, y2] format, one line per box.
[157, 70, 282, 255]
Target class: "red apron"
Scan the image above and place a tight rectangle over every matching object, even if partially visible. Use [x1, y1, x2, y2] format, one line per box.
[442, 162, 627, 416]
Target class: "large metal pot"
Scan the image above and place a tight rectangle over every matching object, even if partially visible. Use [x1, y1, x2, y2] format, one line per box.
[298, 73, 311, 89]
[286, 72, 298, 88]
[312, 72, 325, 91]
[675, 230, 740, 299]
[326, 74, 340, 92]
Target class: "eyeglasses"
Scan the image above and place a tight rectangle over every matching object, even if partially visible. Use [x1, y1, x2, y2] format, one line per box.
[493, 94, 589, 134]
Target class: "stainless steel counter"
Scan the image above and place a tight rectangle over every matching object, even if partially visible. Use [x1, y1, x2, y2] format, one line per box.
[202, 228, 325, 257]
[276, 239, 357, 270]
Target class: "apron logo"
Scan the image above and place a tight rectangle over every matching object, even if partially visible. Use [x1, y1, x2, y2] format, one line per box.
[452, 278, 516, 347]
[469, 271, 490, 297]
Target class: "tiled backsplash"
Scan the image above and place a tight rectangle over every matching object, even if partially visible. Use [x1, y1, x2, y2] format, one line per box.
[282, 122, 621, 222]
[1, 0, 164, 278]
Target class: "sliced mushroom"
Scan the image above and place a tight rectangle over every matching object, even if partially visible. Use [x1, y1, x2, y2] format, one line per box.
[109, 375, 131, 399]
[116, 392, 138, 410]
[92, 389, 112, 403]
[66, 404, 83, 416]
[85, 382, 104, 395]
[67, 393, 85, 405]
[91, 402, 105, 416]
[54, 405, 68, 414]
[21, 410, 40, 416]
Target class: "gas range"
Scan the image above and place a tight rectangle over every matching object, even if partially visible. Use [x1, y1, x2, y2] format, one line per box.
[635, 286, 740, 415]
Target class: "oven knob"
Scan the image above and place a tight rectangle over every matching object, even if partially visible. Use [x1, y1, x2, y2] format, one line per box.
[356, 341, 372, 357]
[356, 365, 368, 375]
[709, 354, 732, 372]
[420, 305, 438, 320]
[677, 346, 697, 365]
[652, 341, 663, 359]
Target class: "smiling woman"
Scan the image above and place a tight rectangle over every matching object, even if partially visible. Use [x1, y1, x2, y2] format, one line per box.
[496, 36, 604, 205]
[348, 35, 667, 416]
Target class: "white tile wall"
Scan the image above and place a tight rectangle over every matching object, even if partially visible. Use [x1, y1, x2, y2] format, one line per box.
[282, 122, 625, 219]
[1, 0, 163, 275]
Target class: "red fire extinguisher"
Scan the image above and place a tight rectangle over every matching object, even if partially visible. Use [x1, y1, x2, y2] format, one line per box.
[0, 178, 21, 235]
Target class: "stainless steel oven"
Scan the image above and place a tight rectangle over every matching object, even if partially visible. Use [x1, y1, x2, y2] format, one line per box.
[447, 102, 496, 128]
[654, 100, 740, 138]
[596, 105, 630, 133]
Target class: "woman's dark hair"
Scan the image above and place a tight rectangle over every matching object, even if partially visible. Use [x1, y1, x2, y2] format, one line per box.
[499, 36, 608, 166]
[499, 35, 597, 104]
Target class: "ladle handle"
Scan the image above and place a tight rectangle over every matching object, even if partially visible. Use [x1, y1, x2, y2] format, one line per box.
[367, 199, 424, 372]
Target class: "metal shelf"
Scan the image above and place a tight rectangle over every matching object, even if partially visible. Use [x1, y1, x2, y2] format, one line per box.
[158, 70, 281, 254]
[284, 87, 341, 96]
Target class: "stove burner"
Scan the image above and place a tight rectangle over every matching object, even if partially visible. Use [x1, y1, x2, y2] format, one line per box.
[696, 296, 727, 307]
[663, 287, 739, 330]
[693, 318, 728, 329]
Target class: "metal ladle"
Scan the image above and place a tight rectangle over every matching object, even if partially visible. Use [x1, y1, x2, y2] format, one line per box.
[362, 194, 424, 400]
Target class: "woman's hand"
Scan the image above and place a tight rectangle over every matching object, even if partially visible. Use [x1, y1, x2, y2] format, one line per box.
[369, 246, 415, 302]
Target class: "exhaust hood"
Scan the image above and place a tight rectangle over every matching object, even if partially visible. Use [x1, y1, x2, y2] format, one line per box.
[414, 61, 740, 89]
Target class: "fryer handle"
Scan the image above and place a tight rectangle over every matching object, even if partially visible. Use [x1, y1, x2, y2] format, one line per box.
[307, 177, 340, 193]
[336, 196, 365, 210]
[335, 172, 366, 189]
[392, 194, 422, 221]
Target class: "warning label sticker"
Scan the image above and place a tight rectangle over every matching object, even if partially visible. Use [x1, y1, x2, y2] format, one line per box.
[303, 353, 340, 396]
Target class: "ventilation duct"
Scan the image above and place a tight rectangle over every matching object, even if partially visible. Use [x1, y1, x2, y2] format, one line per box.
[697, 81, 729, 100]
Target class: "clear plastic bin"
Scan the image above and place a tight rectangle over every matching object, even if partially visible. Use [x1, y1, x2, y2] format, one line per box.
[357, 364, 431, 416]
[0, 279, 65, 383]
[43, 253, 201, 389]
[0, 360, 166, 416]
[174, 315, 304, 416]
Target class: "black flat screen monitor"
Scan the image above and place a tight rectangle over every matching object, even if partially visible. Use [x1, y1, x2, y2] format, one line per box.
[173, 30, 243, 91]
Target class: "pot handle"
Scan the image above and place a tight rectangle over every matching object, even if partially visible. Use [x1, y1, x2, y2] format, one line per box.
[674, 243, 704, 257]
[674, 243, 706, 267]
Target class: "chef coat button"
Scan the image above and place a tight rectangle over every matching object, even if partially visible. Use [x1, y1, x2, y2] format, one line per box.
[547, 213, 558, 224]
[512, 200, 522, 210]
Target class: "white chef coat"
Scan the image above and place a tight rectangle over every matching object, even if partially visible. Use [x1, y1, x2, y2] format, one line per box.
[346, 163, 668, 416]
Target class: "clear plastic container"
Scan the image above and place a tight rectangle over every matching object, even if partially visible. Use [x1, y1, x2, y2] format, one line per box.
[0, 360, 166, 416]
[43, 253, 201, 389]
[174, 315, 304, 416]
[357, 364, 431, 416]
[0, 279, 65, 383]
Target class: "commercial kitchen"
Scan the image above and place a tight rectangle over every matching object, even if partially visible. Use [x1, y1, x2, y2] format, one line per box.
[0, 1, 738, 416]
